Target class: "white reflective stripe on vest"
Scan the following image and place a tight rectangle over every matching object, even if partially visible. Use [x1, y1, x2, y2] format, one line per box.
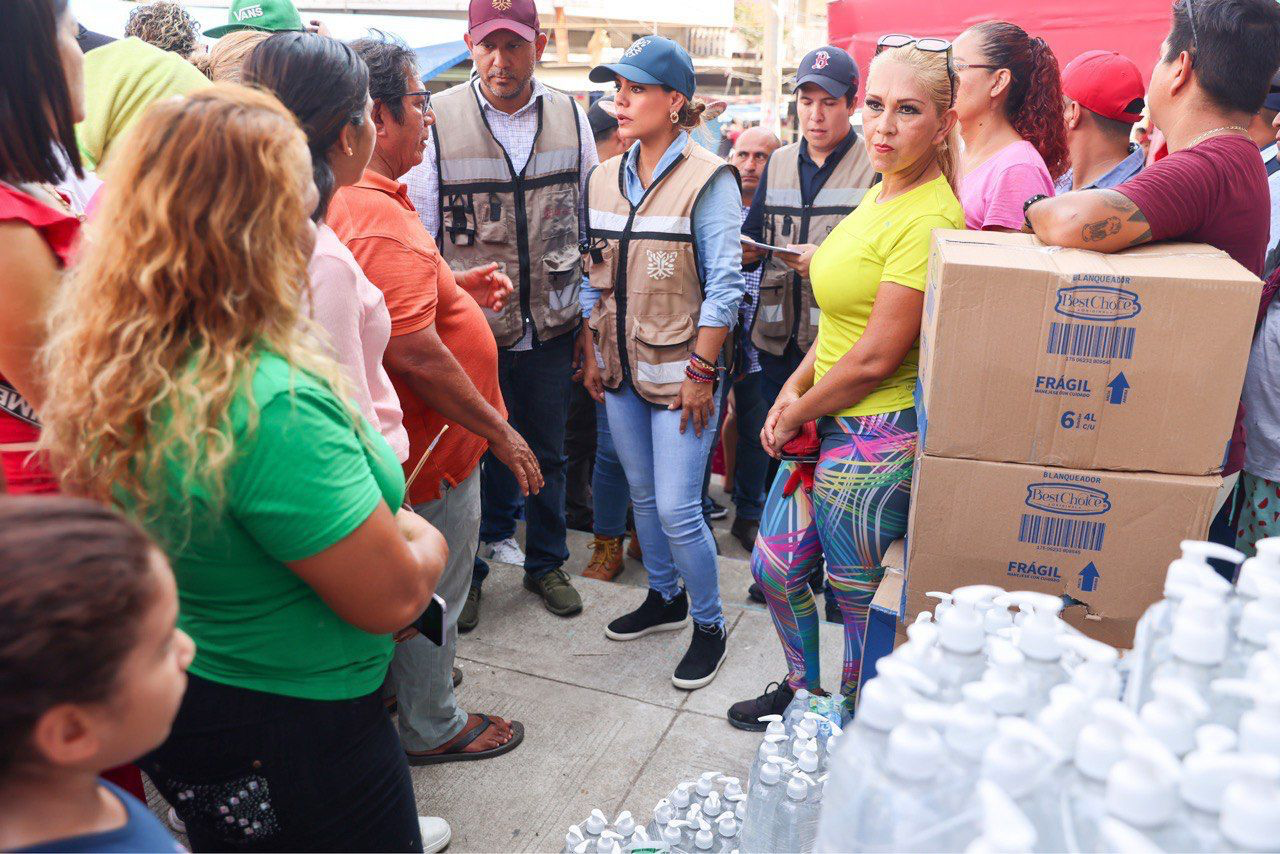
[589, 208, 693, 235]
[813, 186, 868, 207]
[526, 147, 579, 176]
[440, 156, 510, 183]
[758, 304, 784, 323]
[764, 186, 803, 207]
[810, 306, 822, 327]
[634, 359, 688, 385]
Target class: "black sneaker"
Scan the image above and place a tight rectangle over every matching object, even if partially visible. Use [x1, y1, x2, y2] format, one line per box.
[673, 621, 728, 690]
[727, 679, 795, 731]
[708, 498, 730, 521]
[605, 588, 689, 640]
[730, 516, 759, 553]
[825, 594, 843, 624]
[747, 582, 766, 604]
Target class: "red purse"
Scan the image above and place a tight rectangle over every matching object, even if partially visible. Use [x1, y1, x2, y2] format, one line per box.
[780, 421, 821, 497]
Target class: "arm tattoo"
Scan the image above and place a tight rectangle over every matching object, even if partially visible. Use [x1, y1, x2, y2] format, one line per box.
[1082, 216, 1122, 242]
[1081, 190, 1152, 247]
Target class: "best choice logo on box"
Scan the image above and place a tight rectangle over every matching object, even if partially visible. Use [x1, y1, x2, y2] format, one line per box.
[917, 231, 1259, 475]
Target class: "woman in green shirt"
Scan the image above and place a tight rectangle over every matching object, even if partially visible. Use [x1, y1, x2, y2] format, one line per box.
[728, 39, 966, 728]
[39, 86, 446, 851]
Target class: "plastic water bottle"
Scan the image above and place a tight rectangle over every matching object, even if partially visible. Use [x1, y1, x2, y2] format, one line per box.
[646, 800, 676, 843]
[739, 756, 786, 853]
[720, 776, 743, 801]
[979, 637, 1034, 717]
[962, 780, 1036, 854]
[1217, 575, 1280, 694]
[783, 688, 814, 732]
[1230, 536, 1280, 630]
[613, 812, 636, 841]
[583, 809, 609, 849]
[1127, 541, 1241, 710]
[711, 813, 739, 853]
[746, 733, 787, 795]
[978, 717, 1068, 851]
[1138, 677, 1210, 758]
[1212, 677, 1280, 758]
[1102, 736, 1185, 850]
[1179, 736, 1268, 851]
[1096, 818, 1165, 853]
[659, 820, 687, 853]
[596, 830, 626, 854]
[937, 682, 1002, 809]
[669, 783, 693, 820]
[1151, 588, 1231, 700]
[564, 825, 587, 853]
[932, 586, 1000, 701]
[1035, 683, 1092, 755]
[774, 772, 821, 854]
[1060, 700, 1143, 854]
[996, 591, 1069, 716]
[1218, 766, 1280, 852]
[1060, 635, 1122, 701]
[887, 616, 945, 682]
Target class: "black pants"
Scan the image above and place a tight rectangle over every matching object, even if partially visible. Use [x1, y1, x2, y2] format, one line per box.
[565, 381, 597, 529]
[141, 674, 421, 853]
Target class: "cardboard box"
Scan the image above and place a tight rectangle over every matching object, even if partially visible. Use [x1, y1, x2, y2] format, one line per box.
[905, 454, 1219, 648]
[918, 231, 1259, 475]
[861, 540, 906, 686]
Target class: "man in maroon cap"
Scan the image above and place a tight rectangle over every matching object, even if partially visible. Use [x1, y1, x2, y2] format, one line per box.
[405, 0, 599, 629]
[1056, 50, 1148, 193]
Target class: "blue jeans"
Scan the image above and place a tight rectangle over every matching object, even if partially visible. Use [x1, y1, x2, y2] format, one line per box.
[594, 400, 630, 538]
[475, 333, 573, 584]
[732, 371, 770, 522]
[605, 382, 724, 628]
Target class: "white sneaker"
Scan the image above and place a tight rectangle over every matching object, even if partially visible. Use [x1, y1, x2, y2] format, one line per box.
[479, 537, 526, 565]
[167, 806, 186, 834]
[419, 816, 452, 853]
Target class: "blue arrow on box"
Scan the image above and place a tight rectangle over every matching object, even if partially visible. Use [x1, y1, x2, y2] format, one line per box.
[1079, 562, 1101, 593]
[1106, 373, 1130, 405]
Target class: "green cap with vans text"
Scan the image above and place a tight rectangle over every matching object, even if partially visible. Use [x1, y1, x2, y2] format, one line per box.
[205, 0, 305, 38]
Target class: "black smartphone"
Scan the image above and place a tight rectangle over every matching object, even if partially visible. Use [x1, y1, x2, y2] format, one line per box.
[410, 594, 447, 646]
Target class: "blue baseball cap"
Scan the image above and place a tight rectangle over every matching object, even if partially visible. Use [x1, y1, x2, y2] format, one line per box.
[589, 36, 696, 99]
[794, 46, 859, 99]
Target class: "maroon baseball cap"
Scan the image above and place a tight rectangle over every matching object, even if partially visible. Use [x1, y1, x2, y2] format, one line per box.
[468, 0, 539, 43]
[1062, 50, 1146, 123]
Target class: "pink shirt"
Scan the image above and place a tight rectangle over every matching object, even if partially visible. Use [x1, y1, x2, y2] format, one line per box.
[307, 223, 410, 462]
[959, 140, 1055, 231]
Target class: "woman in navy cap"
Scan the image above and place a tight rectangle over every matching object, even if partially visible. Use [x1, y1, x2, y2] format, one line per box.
[580, 35, 745, 690]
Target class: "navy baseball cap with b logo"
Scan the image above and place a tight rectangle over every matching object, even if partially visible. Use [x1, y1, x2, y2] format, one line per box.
[589, 36, 696, 99]
[794, 46, 859, 99]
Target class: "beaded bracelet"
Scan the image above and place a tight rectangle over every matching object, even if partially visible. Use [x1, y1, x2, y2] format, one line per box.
[690, 352, 716, 371]
[685, 364, 715, 383]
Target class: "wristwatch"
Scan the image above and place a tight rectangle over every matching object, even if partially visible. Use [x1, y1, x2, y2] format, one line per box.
[1022, 194, 1050, 232]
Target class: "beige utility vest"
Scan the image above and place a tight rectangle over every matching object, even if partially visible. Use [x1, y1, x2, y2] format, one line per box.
[586, 141, 733, 407]
[431, 82, 583, 348]
[751, 138, 876, 356]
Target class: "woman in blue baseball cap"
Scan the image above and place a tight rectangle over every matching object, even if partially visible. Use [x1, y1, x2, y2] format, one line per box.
[580, 36, 745, 690]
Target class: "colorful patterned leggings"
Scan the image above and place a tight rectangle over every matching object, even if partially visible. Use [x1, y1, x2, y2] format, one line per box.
[752, 409, 917, 707]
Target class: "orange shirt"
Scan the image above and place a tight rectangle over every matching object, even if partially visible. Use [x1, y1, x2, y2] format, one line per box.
[329, 169, 503, 504]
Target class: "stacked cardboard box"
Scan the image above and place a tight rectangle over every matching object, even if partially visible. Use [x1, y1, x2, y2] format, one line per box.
[902, 231, 1260, 647]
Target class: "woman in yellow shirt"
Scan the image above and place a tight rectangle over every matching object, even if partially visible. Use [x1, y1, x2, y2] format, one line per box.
[729, 38, 966, 727]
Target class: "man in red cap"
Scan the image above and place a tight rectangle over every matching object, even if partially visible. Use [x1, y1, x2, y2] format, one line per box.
[1056, 50, 1148, 193]
[405, 0, 599, 629]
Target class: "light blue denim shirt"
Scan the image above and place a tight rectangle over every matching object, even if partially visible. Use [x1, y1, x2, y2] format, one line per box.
[580, 131, 744, 328]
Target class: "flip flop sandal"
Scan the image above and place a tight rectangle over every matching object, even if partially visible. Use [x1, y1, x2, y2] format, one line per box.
[406, 714, 525, 766]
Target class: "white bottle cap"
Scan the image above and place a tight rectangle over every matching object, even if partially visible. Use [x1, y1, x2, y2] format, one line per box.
[670, 783, 692, 809]
[1192, 723, 1238, 755]
[980, 717, 1066, 800]
[694, 825, 715, 850]
[796, 748, 819, 774]
[1181, 751, 1279, 813]
[1105, 736, 1182, 828]
[1220, 775, 1280, 850]
[758, 760, 782, 786]
[981, 638, 1031, 717]
[1213, 677, 1280, 757]
[716, 814, 739, 838]
[795, 717, 819, 741]
[785, 774, 809, 800]
[1139, 677, 1211, 757]
[653, 800, 674, 826]
[936, 587, 997, 654]
[695, 771, 720, 797]
[925, 590, 955, 622]
[984, 599, 1014, 635]
[566, 826, 585, 848]
[996, 591, 1066, 661]
[719, 776, 743, 799]
[1060, 635, 1121, 700]
[794, 688, 812, 703]
[573, 841, 590, 854]
[613, 811, 635, 837]
[1169, 590, 1230, 665]
[702, 792, 722, 818]
[759, 714, 787, 737]
[1096, 819, 1163, 854]
[945, 681, 1001, 761]
[1239, 538, 1280, 600]
[661, 823, 684, 847]
[1074, 699, 1142, 781]
[1240, 575, 1280, 646]
[1166, 541, 1242, 596]
[887, 704, 945, 781]
[1035, 683, 1090, 754]
[585, 809, 608, 835]
[963, 779, 1037, 854]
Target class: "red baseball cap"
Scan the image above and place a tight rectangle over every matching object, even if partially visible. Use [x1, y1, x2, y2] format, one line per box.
[1062, 50, 1146, 123]
[468, 0, 539, 43]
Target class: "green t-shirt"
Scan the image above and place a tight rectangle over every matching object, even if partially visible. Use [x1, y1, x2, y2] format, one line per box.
[123, 352, 404, 701]
[809, 174, 965, 417]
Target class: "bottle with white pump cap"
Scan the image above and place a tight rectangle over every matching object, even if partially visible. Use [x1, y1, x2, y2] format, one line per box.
[739, 756, 787, 853]
[1179, 743, 1276, 851]
[693, 772, 721, 810]
[927, 590, 956, 623]
[1060, 635, 1122, 701]
[614, 812, 636, 840]
[646, 799, 676, 843]
[782, 688, 814, 733]
[1211, 677, 1280, 758]
[772, 772, 821, 854]
[1139, 677, 1211, 758]
[1102, 736, 1185, 850]
[564, 825, 587, 853]
[660, 820, 688, 854]
[934, 586, 999, 701]
[746, 733, 786, 795]
[1247, 631, 1280, 684]
[596, 830, 625, 854]
[689, 820, 714, 853]
[978, 716, 1068, 852]
[963, 779, 1037, 854]
[582, 809, 610, 850]
[979, 637, 1035, 718]
[940, 682, 1002, 787]
[711, 813, 740, 853]
[1035, 683, 1092, 756]
[1216, 575, 1280, 704]
[1061, 699, 1144, 854]
[1095, 818, 1165, 854]
[668, 783, 693, 821]
[996, 592, 1070, 715]
[1127, 541, 1240, 710]
[887, 617, 945, 681]
[1230, 536, 1280, 628]
[1217, 767, 1280, 853]
[624, 826, 657, 853]
[1151, 588, 1231, 700]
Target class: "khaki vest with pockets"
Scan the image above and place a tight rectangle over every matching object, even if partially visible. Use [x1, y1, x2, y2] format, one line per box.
[751, 138, 876, 356]
[432, 82, 583, 348]
[586, 142, 732, 406]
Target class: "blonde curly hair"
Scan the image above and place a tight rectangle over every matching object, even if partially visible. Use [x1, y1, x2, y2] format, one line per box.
[125, 1, 202, 58]
[192, 30, 270, 82]
[39, 84, 352, 514]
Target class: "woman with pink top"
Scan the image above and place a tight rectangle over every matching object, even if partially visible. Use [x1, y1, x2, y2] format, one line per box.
[952, 21, 1069, 230]
[244, 32, 410, 462]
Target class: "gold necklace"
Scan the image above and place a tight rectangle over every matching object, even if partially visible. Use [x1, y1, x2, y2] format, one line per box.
[1186, 125, 1249, 148]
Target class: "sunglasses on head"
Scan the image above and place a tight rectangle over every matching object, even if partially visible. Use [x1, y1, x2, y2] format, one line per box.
[874, 33, 958, 106]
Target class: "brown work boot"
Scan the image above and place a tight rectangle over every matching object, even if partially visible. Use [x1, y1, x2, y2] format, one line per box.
[584, 534, 625, 581]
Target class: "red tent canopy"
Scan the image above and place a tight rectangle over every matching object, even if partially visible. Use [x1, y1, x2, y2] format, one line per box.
[827, 0, 1173, 99]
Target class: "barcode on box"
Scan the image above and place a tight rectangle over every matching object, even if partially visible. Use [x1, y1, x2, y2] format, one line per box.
[1046, 322, 1135, 360]
[1018, 513, 1106, 552]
